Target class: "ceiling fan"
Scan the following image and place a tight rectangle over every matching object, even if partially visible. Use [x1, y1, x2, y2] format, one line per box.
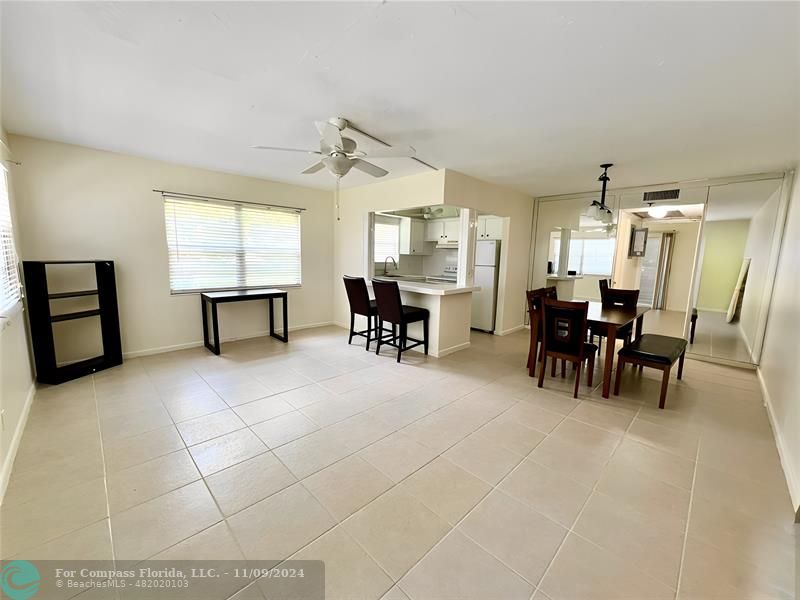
[253, 117, 416, 179]
[254, 117, 417, 221]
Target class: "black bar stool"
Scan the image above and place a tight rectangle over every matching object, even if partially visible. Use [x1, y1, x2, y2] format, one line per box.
[372, 279, 429, 363]
[343, 276, 380, 351]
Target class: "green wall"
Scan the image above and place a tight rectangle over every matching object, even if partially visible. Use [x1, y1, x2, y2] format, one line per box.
[697, 219, 750, 311]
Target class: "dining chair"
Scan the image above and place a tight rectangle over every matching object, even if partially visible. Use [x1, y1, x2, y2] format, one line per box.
[372, 279, 429, 363]
[590, 283, 640, 349]
[538, 298, 598, 398]
[343, 276, 380, 351]
[526, 286, 557, 376]
[599, 278, 610, 300]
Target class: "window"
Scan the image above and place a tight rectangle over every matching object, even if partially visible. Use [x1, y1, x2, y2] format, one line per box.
[373, 216, 400, 263]
[551, 234, 615, 276]
[0, 167, 22, 315]
[163, 195, 302, 293]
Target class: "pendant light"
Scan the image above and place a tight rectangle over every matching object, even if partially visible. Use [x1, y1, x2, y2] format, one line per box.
[584, 163, 615, 225]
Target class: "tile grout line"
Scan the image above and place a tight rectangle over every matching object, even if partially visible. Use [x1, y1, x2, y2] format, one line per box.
[674, 435, 702, 600]
[525, 391, 645, 599]
[94, 348, 562, 577]
[99, 348, 499, 572]
[277, 379, 537, 597]
[210, 364, 543, 592]
[90, 373, 118, 570]
[380, 383, 589, 596]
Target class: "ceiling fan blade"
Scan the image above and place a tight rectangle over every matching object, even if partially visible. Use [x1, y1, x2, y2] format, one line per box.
[252, 146, 321, 154]
[352, 159, 388, 178]
[315, 121, 343, 151]
[301, 162, 325, 175]
[362, 145, 416, 158]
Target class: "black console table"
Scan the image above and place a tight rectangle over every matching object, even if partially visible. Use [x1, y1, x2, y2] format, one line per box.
[201, 288, 288, 355]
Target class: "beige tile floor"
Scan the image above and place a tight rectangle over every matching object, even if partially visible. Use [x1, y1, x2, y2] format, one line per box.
[687, 310, 755, 365]
[2, 326, 796, 599]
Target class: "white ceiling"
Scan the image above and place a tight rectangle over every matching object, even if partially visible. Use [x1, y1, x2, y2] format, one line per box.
[2, 2, 798, 196]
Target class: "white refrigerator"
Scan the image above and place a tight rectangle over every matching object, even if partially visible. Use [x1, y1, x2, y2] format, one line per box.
[471, 240, 501, 332]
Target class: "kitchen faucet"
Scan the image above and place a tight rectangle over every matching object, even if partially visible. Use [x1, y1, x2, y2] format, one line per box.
[383, 256, 398, 275]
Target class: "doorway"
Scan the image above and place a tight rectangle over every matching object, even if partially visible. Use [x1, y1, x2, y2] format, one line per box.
[613, 205, 702, 339]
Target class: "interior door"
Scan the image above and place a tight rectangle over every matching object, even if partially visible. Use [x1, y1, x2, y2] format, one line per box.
[638, 232, 662, 306]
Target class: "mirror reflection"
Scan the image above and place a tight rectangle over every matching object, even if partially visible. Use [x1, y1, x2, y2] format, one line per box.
[690, 179, 784, 364]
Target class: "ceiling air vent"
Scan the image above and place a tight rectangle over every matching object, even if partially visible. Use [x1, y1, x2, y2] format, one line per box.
[643, 189, 680, 202]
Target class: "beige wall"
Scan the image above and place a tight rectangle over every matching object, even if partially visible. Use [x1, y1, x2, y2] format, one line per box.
[334, 170, 446, 328]
[647, 221, 701, 313]
[442, 170, 534, 335]
[696, 219, 750, 311]
[759, 171, 799, 510]
[9, 135, 334, 361]
[612, 211, 643, 290]
[740, 188, 782, 352]
[0, 125, 36, 499]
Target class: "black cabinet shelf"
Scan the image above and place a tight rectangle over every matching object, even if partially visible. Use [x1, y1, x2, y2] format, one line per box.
[49, 289, 99, 299]
[23, 260, 122, 385]
[51, 309, 102, 323]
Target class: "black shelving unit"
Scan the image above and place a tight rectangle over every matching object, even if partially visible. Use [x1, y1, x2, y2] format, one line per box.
[23, 260, 122, 384]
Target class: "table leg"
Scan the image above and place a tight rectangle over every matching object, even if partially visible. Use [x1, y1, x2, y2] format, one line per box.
[201, 296, 211, 352]
[268, 294, 289, 343]
[211, 301, 221, 355]
[282, 294, 288, 342]
[268, 297, 275, 336]
[602, 326, 617, 398]
[635, 315, 644, 340]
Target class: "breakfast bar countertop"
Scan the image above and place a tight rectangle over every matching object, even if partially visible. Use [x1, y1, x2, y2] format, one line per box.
[369, 276, 480, 296]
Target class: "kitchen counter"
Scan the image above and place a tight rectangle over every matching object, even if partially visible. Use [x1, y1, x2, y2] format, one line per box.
[370, 276, 479, 296]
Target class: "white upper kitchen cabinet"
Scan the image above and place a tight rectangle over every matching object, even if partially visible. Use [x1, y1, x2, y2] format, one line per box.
[424, 218, 461, 243]
[424, 220, 444, 242]
[399, 217, 431, 255]
[443, 218, 460, 242]
[477, 215, 504, 240]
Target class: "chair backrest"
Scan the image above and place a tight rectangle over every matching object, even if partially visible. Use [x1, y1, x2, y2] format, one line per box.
[599, 279, 609, 300]
[343, 276, 372, 316]
[526, 286, 557, 316]
[372, 279, 404, 324]
[542, 298, 589, 360]
[602, 287, 640, 310]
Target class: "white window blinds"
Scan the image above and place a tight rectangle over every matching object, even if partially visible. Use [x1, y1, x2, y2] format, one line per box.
[0, 167, 22, 315]
[163, 195, 302, 293]
[551, 235, 615, 276]
[374, 216, 400, 263]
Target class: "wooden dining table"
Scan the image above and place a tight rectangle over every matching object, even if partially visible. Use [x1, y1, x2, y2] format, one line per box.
[587, 301, 650, 397]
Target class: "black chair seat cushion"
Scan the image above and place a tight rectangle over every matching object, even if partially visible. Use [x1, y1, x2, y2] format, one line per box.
[584, 342, 598, 355]
[618, 334, 687, 365]
[401, 305, 429, 323]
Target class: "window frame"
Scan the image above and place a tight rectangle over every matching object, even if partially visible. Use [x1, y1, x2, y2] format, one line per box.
[550, 232, 615, 277]
[163, 195, 303, 295]
[0, 165, 22, 318]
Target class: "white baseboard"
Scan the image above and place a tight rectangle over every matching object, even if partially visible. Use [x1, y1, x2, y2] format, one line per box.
[495, 324, 525, 336]
[0, 382, 35, 505]
[435, 341, 471, 358]
[757, 368, 799, 511]
[695, 307, 728, 314]
[123, 321, 335, 360]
